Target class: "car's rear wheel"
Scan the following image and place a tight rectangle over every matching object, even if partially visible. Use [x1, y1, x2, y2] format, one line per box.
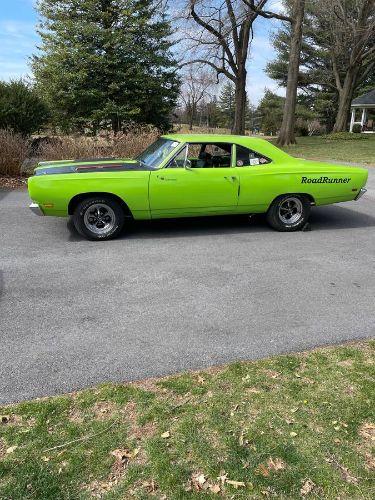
[73, 196, 125, 240]
[266, 194, 310, 231]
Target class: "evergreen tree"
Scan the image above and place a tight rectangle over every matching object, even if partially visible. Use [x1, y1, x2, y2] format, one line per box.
[32, 0, 180, 132]
[0, 79, 49, 136]
[219, 83, 236, 130]
[257, 89, 316, 136]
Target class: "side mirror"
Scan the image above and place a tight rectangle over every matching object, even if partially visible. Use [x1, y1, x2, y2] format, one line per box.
[184, 159, 193, 170]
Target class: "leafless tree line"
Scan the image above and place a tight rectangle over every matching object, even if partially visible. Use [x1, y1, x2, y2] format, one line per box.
[174, 0, 374, 144]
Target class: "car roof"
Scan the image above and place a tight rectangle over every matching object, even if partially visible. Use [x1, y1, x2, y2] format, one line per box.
[162, 133, 291, 160]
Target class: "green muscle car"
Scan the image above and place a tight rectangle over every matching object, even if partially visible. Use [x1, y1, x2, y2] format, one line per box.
[28, 134, 368, 240]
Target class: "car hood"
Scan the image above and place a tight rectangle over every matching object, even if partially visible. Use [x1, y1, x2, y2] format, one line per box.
[34, 158, 154, 175]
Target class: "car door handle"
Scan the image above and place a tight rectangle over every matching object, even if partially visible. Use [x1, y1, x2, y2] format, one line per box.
[224, 176, 237, 182]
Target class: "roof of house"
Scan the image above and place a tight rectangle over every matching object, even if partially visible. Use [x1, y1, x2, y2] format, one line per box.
[352, 88, 375, 107]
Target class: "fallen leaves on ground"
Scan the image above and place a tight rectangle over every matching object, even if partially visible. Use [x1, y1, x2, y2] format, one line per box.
[6, 445, 18, 454]
[267, 457, 286, 471]
[0, 439, 6, 459]
[186, 472, 222, 493]
[110, 448, 139, 468]
[364, 453, 375, 471]
[141, 479, 158, 493]
[326, 455, 358, 484]
[359, 422, 375, 442]
[256, 463, 270, 477]
[300, 479, 315, 496]
[161, 431, 170, 438]
[263, 369, 281, 379]
[0, 176, 28, 189]
[226, 479, 246, 489]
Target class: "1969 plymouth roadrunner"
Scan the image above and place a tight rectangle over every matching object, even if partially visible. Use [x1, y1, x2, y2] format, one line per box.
[28, 134, 368, 240]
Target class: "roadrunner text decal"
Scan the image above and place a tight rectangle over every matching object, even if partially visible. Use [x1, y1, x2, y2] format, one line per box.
[301, 176, 351, 184]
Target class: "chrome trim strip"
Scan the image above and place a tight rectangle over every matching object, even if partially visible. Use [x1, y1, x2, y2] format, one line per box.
[29, 202, 44, 216]
[355, 188, 367, 200]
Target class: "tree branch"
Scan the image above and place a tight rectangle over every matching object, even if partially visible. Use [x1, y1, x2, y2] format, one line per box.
[189, 1, 237, 72]
[331, 56, 342, 92]
[242, 0, 292, 23]
[225, 0, 239, 52]
[179, 59, 235, 82]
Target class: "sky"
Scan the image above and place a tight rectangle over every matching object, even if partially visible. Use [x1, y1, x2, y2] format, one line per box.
[0, 0, 284, 105]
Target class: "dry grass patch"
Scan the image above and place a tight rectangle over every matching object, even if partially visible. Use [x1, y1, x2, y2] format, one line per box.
[37, 126, 159, 163]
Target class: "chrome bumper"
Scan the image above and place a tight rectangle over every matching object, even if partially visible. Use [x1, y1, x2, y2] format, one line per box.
[354, 188, 367, 201]
[29, 202, 44, 216]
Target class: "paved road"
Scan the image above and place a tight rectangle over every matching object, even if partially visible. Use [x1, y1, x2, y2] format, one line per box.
[1, 171, 375, 404]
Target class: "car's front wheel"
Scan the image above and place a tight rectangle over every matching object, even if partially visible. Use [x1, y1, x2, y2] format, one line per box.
[266, 194, 311, 231]
[73, 196, 125, 240]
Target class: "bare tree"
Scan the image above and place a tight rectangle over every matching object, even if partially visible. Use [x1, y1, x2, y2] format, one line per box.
[180, 67, 216, 129]
[243, 0, 306, 145]
[277, 0, 305, 145]
[317, 0, 375, 132]
[180, 0, 268, 134]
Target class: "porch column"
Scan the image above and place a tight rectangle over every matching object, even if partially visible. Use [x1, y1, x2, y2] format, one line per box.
[361, 108, 366, 128]
[349, 108, 355, 132]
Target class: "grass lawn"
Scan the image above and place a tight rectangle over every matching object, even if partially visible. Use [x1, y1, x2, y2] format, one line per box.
[275, 135, 375, 166]
[1, 341, 374, 499]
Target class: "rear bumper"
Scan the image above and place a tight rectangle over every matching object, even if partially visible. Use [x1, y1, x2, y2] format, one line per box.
[29, 202, 44, 216]
[354, 188, 367, 201]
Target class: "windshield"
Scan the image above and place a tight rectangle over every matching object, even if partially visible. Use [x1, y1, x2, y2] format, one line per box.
[136, 138, 179, 168]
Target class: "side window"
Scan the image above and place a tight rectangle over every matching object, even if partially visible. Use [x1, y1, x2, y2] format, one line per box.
[236, 145, 271, 167]
[167, 146, 188, 168]
[167, 143, 233, 169]
[190, 143, 232, 168]
[203, 144, 232, 168]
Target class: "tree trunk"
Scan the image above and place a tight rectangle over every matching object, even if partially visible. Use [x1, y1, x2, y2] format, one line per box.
[333, 67, 359, 132]
[189, 114, 194, 130]
[233, 68, 247, 134]
[277, 0, 305, 146]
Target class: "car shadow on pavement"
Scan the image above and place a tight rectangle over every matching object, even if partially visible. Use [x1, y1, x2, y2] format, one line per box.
[309, 204, 375, 231]
[65, 204, 375, 241]
[124, 214, 269, 239]
[0, 270, 4, 303]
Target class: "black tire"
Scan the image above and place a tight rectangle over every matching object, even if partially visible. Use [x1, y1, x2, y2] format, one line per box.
[266, 194, 311, 232]
[73, 196, 125, 240]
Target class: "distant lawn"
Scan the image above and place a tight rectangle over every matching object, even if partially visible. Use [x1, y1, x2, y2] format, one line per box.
[1, 341, 374, 499]
[274, 134, 375, 166]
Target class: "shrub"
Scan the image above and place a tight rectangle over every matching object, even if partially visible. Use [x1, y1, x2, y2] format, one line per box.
[0, 80, 49, 136]
[1, 125, 161, 176]
[352, 123, 362, 134]
[36, 125, 160, 162]
[295, 117, 309, 136]
[0, 129, 28, 176]
[308, 120, 325, 136]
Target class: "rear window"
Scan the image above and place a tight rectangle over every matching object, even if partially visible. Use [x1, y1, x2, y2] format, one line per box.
[236, 145, 271, 166]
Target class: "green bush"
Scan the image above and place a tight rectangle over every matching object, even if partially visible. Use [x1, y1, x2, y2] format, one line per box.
[352, 123, 362, 134]
[0, 79, 49, 136]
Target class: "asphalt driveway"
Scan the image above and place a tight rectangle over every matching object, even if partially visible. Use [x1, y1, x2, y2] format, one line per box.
[1, 171, 375, 404]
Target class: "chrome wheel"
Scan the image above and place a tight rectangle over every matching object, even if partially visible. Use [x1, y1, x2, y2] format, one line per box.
[83, 203, 116, 235]
[278, 197, 303, 225]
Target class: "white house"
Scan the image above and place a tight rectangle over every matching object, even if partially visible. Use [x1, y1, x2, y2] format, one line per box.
[349, 89, 375, 133]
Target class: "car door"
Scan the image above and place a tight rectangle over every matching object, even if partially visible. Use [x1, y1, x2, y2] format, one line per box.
[149, 143, 239, 217]
[233, 144, 273, 213]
